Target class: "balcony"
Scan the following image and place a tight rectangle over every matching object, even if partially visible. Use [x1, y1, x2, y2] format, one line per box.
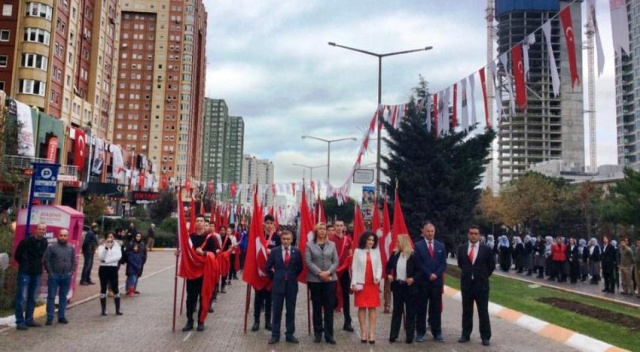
[1, 155, 78, 181]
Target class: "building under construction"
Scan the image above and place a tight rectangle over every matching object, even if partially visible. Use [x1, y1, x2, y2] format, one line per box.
[495, 0, 584, 185]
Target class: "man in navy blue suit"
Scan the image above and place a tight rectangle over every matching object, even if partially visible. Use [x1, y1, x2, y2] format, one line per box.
[265, 230, 303, 344]
[413, 221, 447, 343]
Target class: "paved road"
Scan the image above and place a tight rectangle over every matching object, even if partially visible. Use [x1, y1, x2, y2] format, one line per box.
[1, 251, 579, 352]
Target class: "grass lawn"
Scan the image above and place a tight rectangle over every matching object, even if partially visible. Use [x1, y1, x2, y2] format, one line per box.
[445, 268, 640, 351]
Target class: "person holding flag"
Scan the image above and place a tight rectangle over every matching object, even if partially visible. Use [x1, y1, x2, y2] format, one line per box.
[329, 220, 354, 332]
[179, 215, 218, 332]
[251, 214, 280, 332]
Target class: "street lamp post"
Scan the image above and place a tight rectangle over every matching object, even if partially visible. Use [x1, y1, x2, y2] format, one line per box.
[301, 135, 357, 184]
[292, 163, 327, 182]
[328, 42, 433, 202]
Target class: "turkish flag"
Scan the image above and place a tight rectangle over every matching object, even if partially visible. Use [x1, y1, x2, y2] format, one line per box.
[392, 190, 411, 250]
[230, 183, 238, 198]
[479, 67, 490, 127]
[379, 197, 392, 269]
[512, 43, 527, 109]
[560, 6, 580, 88]
[452, 83, 458, 128]
[138, 169, 145, 189]
[73, 128, 86, 170]
[161, 176, 168, 189]
[297, 187, 314, 283]
[185, 179, 191, 192]
[207, 181, 213, 194]
[316, 195, 326, 223]
[353, 204, 365, 242]
[242, 187, 271, 290]
[432, 92, 439, 136]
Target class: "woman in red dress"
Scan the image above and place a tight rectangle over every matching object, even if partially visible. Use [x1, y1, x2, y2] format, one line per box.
[351, 231, 382, 344]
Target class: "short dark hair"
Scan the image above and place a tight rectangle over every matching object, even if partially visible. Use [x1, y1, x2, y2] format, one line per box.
[357, 230, 379, 249]
[469, 225, 480, 233]
[264, 214, 275, 223]
[219, 225, 227, 232]
[281, 229, 293, 238]
[196, 214, 205, 220]
[421, 221, 434, 229]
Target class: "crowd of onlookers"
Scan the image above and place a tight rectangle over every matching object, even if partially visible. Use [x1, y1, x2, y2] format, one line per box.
[484, 234, 640, 297]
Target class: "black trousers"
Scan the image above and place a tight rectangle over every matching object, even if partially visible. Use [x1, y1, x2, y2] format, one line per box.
[337, 271, 352, 325]
[308, 281, 335, 339]
[389, 282, 416, 341]
[254, 288, 272, 323]
[98, 266, 119, 296]
[186, 276, 204, 324]
[603, 266, 616, 292]
[568, 259, 580, 283]
[227, 254, 236, 280]
[553, 260, 566, 281]
[461, 282, 491, 341]
[415, 283, 442, 337]
[271, 282, 298, 338]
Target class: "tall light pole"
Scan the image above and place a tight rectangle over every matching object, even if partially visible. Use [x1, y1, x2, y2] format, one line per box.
[301, 135, 357, 184]
[328, 42, 433, 202]
[292, 163, 327, 182]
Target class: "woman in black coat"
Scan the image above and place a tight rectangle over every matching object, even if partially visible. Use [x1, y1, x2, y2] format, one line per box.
[385, 235, 418, 344]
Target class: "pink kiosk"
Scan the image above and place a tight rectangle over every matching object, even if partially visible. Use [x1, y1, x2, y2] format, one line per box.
[12, 205, 85, 300]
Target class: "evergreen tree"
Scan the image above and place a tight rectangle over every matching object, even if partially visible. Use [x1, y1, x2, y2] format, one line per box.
[382, 80, 495, 246]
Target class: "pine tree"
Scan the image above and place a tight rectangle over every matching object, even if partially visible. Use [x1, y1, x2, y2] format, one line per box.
[382, 80, 495, 246]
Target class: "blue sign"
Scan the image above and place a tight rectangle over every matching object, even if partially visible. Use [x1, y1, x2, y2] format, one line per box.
[32, 163, 59, 201]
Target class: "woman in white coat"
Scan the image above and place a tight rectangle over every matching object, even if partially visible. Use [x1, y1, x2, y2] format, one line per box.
[351, 231, 382, 344]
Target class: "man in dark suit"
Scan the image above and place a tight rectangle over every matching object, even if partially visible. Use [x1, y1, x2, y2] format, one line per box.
[413, 221, 447, 342]
[600, 235, 617, 293]
[457, 225, 496, 347]
[265, 230, 303, 344]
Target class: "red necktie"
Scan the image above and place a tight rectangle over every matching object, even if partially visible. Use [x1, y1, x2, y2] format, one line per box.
[284, 247, 290, 266]
[428, 241, 434, 257]
[469, 244, 475, 263]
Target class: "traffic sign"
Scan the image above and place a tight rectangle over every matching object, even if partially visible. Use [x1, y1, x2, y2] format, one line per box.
[32, 163, 59, 201]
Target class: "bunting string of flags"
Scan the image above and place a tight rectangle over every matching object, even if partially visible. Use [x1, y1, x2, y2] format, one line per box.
[324, 0, 621, 199]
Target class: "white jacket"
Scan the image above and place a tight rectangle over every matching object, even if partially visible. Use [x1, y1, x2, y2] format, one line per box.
[351, 248, 382, 288]
[98, 241, 122, 267]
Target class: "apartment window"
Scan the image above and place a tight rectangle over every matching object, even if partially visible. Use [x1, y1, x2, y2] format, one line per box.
[21, 53, 48, 70]
[2, 4, 12, 16]
[0, 55, 7, 67]
[0, 81, 4, 91]
[26, 2, 53, 20]
[23, 28, 51, 45]
[18, 79, 46, 96]
[0, 30, 9, 41]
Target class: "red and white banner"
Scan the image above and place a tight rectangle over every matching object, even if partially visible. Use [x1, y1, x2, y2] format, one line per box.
[46, 136, 58, 162]
[478, 67, 490, 127]
[512, 43, 527, 109]
[559, 6, 580, 88]
[73, 128, 86, 170]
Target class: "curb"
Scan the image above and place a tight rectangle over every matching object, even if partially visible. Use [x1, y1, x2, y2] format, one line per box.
[443, 286, 630, 352]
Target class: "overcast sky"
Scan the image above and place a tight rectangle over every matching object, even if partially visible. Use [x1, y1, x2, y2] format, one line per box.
[203, 0, 617, 191]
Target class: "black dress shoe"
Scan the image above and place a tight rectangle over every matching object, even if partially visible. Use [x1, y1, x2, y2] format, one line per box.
[208, 307, 214, 313]
[314, 336, 322, 343]
[16, 324, 28, 331]
[458, 336, 470, 343]
[268, 337, 279, 344]
[482, 339, 491, 346]
[25, 322, 41, 327]
[343, 324, 354, 332]
[285, 336, 299, 343]
[182, 322, 194, 331]
[58, 318, 68, 324]
[251, 323, 259, 332]
[45, 320, 52, 326]
[325, 337, 336, 345]
[196, 323, 205, 331]
[265, 322, 272, 331]
[405, 339, 413, 344]
[389, 337, 396, 343]
[368, 340, 375, 344]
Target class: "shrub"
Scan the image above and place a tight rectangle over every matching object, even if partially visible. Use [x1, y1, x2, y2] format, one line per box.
[154, 228, 176, 248]
[159, 217, 177, 234]
[0, 226, 16, 314]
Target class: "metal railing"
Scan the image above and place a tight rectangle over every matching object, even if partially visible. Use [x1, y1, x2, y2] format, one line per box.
[1, 155, 78, 178]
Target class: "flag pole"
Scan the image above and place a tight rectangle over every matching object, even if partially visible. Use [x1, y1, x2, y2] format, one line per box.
[243, 284, 251, 334]
[172, 247, 179, 331]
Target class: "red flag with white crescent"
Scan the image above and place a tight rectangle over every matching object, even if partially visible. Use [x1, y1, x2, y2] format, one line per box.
[392, 190, 411, 250]
[73, 128, 86, 170]
[452, 83, 458, 128]
[432, 92, 439, 136]
[380, 196, 392, 269]
[512, 43, 527, 109]
[242, 186, 271, 290]
[560, 6, 580, 88]
[478, 67, 490, 127]
[297, 187, 314, 283]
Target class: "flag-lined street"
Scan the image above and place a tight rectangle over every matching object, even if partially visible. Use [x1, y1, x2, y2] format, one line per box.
[1, 251, 581, 351]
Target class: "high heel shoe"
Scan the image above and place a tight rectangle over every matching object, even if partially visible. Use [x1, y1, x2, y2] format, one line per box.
[360, 339, 367, 343]
[369, 340, 375, 344]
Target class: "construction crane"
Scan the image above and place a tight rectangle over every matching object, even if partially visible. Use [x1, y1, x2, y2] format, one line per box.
[584, 7, 597, 172]
[486, 0, 496, 190]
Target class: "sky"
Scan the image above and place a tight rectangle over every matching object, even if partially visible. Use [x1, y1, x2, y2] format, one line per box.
[203, 0, 618, 194]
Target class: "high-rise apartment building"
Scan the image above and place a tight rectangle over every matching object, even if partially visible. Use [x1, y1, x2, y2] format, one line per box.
[201, 98, 227, 184]
[111, 0, 207, 182]
[616, 1, 640, 168]
[0, 0, 120, 138]
[222, 115, 244, 184]
[240, 154, 274, 206]
[495, 0, 584, 184]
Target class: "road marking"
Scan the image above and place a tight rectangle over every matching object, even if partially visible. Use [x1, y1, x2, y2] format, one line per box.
[183, 332, 192, 342]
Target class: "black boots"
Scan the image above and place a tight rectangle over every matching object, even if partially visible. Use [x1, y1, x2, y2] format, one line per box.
[100, 297, 107, 316]
[114, 296, 123, 315]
